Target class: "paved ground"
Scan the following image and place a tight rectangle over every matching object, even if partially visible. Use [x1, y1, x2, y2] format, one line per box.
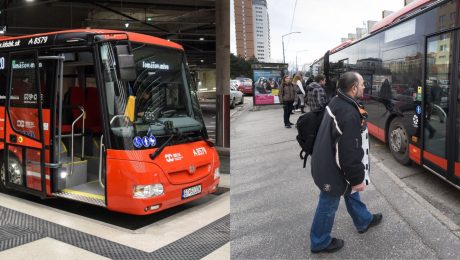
[230, 102, 460, 259]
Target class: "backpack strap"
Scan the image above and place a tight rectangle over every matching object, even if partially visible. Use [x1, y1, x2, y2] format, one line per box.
[300, 150, 308, 168]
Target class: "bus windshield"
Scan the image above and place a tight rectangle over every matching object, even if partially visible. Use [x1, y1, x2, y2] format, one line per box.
[99, 42, 206, 150]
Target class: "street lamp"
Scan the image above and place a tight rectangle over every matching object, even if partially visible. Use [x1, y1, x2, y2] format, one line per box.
[282, 31, 301, 64]
[296, 49, 309, 73]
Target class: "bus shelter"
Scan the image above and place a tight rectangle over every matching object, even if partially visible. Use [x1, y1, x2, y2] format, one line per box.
[251, 63, 288, 106]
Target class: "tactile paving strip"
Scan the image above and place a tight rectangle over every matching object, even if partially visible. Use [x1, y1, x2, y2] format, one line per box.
[0, 224, 43, 251]
[0, 206, 229, 259]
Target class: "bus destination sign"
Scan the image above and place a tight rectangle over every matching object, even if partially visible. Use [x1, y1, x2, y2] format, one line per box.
[0, 35, 52, 50]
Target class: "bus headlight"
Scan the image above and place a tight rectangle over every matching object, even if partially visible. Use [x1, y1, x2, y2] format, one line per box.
[214, 168, 220, 180]
[133, 184, 164, 198]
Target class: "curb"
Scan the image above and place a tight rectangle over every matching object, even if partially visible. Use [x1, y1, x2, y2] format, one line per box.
[371, 154, 460, 238]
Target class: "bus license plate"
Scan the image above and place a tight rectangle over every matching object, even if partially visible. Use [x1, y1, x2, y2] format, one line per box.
[182, 185, 202, 199]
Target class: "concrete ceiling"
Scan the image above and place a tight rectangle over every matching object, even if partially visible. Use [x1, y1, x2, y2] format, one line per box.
[0, 0, 216, 68]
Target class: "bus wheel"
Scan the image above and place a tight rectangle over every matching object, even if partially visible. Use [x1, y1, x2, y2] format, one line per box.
[388, 118, 411, 165]
[0, 154, 24, 191]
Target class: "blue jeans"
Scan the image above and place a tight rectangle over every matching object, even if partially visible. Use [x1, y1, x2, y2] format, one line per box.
[310, 191, 372, 251]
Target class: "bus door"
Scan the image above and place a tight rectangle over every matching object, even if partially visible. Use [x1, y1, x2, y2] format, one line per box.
[4, 51, 47, 197]
[422, 29, 460, 185]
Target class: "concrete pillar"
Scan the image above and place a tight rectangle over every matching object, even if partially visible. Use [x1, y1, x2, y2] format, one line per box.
[216, 0, 230, 148]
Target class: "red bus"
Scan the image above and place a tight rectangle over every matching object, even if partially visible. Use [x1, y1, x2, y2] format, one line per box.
[313, 0, 460, 189]
[0, 29, 220, 215]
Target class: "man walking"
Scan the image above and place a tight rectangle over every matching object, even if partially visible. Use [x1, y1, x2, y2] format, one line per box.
[307, 74, 328, 111]
[309, 71, 383, 253]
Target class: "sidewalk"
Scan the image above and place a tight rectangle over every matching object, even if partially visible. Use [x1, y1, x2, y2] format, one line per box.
[230, 106, 460, 259]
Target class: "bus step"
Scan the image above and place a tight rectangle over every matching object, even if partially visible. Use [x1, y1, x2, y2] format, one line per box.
[53, 189, 105, 207]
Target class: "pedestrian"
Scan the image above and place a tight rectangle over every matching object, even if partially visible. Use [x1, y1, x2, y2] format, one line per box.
[325, 77, 338, 101]
[293, 75, 306, 113]
[307, 74, 328, 111]
[430, 80, 443, 123]
[304, 76, 314, 110]
[309, 71, 383, 253]
[278, 75, 297, 128]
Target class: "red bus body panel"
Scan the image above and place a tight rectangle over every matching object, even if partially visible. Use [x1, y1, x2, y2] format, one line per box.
[105, 141, 220, 215]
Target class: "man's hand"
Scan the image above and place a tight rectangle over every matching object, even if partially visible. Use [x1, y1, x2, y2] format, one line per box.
[352, 183, 366, 192]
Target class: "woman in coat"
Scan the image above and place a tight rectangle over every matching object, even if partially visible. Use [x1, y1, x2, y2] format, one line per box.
[293, 75, 306, 113]
[278, 75, 297, 128]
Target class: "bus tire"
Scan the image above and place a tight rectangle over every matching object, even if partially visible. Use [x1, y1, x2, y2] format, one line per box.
[0, 153, 24, 192]
[388, 118, 411, 165]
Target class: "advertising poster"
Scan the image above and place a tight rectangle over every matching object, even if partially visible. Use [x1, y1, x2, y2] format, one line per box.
[252, 63, 288, 106]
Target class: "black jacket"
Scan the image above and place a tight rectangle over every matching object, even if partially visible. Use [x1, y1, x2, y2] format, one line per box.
[311, 90, 369, 196]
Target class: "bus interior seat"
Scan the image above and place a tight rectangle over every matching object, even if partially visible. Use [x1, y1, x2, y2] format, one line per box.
[85, 87, 102, 134]
[60, 86, 85, 133]
[69, 86, 85, 119]
[62, 86, 102, 134]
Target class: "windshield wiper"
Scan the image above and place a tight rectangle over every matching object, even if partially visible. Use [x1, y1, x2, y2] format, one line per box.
[149, 133, 176, 160]
[184, 135, 214, 147]
[149, 121, 182, 160]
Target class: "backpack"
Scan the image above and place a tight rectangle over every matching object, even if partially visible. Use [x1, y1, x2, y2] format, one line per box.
[296, 108, 325, 168]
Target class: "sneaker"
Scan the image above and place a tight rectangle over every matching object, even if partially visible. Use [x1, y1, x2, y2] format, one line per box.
[285, 125, 291, 128]
[358, 213, 383, 234]
[311, 238, 344, 254]
[289, 122, 294, 125]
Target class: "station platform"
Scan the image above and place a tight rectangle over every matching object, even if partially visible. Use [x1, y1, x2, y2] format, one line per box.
[0, 173, 229, 259]
[231, 104, 460, 259]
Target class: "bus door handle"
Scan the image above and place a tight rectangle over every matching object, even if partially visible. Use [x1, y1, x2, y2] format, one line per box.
[99, 135, 105, 189]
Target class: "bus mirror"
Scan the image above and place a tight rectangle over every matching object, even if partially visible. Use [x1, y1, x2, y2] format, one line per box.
[115, 45, 137, 81]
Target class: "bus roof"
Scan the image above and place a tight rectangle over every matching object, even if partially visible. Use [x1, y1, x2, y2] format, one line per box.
[370, 0, 432, 33]
[0, 29, 183, 50]
[326, 0, 435, 56]
[330, 40, 353, 54]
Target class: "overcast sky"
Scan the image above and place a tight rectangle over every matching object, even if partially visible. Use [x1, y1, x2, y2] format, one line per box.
[230, 0, 405, 69]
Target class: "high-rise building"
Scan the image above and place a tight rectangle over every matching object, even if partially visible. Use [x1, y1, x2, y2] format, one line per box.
[404, 0, 417, 5]
[382, 10, 394, 18]
[234, 0, 271, 62]
[252, 0, 271, 62]
[234, 0, 254, 60]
